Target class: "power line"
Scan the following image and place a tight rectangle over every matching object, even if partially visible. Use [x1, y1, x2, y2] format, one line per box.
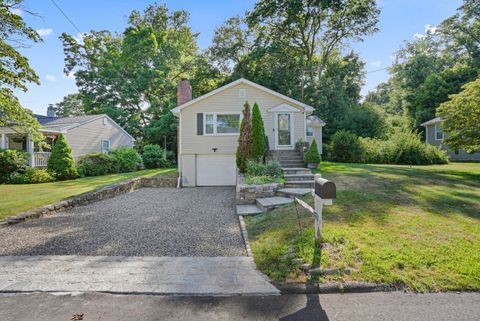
[366, 67, 389, 74]
[50, 0, 82, 34]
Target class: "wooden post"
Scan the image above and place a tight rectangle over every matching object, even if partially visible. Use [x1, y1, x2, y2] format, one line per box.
[27, 136, 34, 167]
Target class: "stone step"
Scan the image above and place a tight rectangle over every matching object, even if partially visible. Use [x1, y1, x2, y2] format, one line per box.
[277, 155, 304, 160]
[276, 188, 313, 198]
[284, 180, 315, 188]
[282, 167, 312, 174]
[282, 163, 307, 168]
[256, 196, 294, 211]
[280, 159, 305, 164]
[236, 204, 264, 216]
[284, 173, 315, 181]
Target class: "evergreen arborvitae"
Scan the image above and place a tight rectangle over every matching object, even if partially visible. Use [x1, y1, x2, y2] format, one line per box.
[251, 102, 266, 161]
[236, 101, 253, 173]
[47, 134, 78, 180]
[304, 139, 321, 164]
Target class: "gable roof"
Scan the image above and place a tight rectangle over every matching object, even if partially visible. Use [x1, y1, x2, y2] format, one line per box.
[307, 115, 326, 127]
[171, 78, 315, 114]
[35, 114, 104, 128]
[421, 117, 444, 126]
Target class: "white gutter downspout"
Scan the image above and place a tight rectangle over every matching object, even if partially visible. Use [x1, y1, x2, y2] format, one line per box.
[176, 112, 182, 188]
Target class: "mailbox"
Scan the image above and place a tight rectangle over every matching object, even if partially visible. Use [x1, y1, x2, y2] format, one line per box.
[314, 177, 336, 199]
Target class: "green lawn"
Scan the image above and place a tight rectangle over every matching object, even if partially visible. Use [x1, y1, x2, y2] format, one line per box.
[0, 168, 177, 220]
[245, 162, 480, 292]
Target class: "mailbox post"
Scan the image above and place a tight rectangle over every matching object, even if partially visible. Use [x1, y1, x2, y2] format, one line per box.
[313, 174, 336, 242]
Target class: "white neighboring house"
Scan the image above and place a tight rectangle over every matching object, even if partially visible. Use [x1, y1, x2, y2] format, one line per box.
[0, 110, 135, 167]
[172, 78, 325, 187]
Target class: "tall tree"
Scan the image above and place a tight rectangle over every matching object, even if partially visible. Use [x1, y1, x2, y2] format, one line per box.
[0, 0, 43, 141]
[236, 102, 253, 173]
[250, 102, 266, 160]
[437, 78, 480, 153]
[60, 3, 199, 145]
[50, 93, 85, 117]
[246, 0, 379, 99]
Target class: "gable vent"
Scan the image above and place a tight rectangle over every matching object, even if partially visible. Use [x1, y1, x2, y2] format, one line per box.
[238, 88, 246, 98]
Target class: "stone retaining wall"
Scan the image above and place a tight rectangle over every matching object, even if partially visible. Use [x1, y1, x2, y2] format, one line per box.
[1, 175, 177, 226]
[236, 173, 283, 204]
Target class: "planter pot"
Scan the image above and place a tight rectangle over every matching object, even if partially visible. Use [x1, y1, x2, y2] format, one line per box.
[307, 163, 318, 169]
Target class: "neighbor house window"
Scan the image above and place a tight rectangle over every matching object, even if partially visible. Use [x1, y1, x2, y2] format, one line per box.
[204, 113, 241, 135]
[101, 139, 111, 154]
[435, 123, 444, 140]
[306, 127, 314, 137]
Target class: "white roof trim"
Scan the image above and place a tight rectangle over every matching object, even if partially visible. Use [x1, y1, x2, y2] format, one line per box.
[171, 78, 315, 115]
[268, 103, 300, 113]
[421, 117, 444, 127]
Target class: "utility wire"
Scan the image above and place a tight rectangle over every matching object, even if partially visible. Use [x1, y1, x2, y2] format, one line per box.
[366, 67, 389, 74]
[50, 0, 82, 34]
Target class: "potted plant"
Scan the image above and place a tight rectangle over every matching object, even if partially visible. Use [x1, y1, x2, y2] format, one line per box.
[304, 139, 321, 169]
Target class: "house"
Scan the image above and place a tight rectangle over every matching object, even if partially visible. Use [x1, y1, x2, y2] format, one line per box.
[421, 117, 480, 161]
[171, 78, 324, 187]
[0, 109, 135, 167]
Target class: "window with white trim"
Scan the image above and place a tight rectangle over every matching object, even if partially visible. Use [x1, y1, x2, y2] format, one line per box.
[435, 123, 444, 140]
[204, 113, 241, 135]
[306, 127, 314, 137]
[101, 139, 111, 154]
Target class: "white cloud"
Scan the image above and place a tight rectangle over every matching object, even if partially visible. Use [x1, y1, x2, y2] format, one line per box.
[45, 74, 57, 82]
[424, 24, 437, 35]
[10, 8, 23, 15]
[370, 61, 381, 67]
[62, 71, 76, 80]
[36, 28, 53, 37]
[413, 33, 425, 40]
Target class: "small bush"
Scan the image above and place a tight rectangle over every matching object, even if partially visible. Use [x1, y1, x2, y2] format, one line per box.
[0, 149, 29, 183]
[48, 134, 78, 180]
[328, 130, 364, 163]
[77, 153, 113, 177]
[246, 160, 266, 177]
[142, 144, 172, 169]
[110, 147, 141, 173]
[304, 139, 321, 164]
[245, 175, 283, 185]
[264, 160, 283, 178]
[10, 168, 55, 184]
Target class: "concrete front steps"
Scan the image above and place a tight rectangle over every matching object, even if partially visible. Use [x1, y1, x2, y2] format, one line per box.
[236, 196, 294, 215]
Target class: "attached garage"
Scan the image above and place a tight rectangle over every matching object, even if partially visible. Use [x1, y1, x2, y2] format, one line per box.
[196, 154, 237, 186]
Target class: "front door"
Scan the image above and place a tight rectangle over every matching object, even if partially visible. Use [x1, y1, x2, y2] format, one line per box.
[275, 113, 294, 149]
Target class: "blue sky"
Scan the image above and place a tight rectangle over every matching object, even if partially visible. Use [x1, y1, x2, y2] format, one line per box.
[14, 0, 463, 115]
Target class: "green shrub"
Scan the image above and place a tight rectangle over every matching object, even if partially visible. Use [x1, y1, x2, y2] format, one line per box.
[251, 102, 266, 160]
[0, 149, 29, 183]
[264, 160, 283, 178]
[329, 130, 364, 163]
[236, 101, 253, 173]
[245, 175, 283, 185]
[304, 139, 321, 164]
[77, 153, 113, 177]
[10, 168, 55, 184]
[142, 144, 171, 169]
[360, 129, 448, 165]
[110, 146, 141, 172]
[246, 160, 266, 177]
[47, 134, 78, 180]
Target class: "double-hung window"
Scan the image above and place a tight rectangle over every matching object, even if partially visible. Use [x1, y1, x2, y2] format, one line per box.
[435, 123, 444, 140]
[101, 139, 111, 154]
[204, 113, 241, 135]
[306, 127, 314, 137]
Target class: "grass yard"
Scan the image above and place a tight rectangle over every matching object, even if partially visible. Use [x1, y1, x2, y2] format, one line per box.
[0, 168, 177, 221]
[244, 162, 480, 292]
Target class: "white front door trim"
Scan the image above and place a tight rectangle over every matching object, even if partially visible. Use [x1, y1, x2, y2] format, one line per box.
[274, 112, 294, 150]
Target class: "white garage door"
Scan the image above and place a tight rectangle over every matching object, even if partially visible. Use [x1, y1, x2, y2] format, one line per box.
[197, 155, 236, 186]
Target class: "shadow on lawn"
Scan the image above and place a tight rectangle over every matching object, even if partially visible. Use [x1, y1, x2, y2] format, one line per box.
[322, 165, 480, 222]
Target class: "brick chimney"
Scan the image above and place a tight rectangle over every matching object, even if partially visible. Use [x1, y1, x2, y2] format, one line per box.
[47, 104, 56, 117]
[177, 79, 192, 106]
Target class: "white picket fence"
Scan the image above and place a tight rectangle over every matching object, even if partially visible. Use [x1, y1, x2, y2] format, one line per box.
[33, 152, 51, 168]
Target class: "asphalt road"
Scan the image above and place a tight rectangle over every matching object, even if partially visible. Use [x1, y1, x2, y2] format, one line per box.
[0, 292, 479, 321]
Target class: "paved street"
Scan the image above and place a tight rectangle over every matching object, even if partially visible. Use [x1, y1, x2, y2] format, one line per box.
[0, 255, 278, 295]
[0, 291, 479, 321]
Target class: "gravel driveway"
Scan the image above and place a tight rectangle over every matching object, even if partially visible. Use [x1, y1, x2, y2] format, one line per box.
[0, 187, 246, 257]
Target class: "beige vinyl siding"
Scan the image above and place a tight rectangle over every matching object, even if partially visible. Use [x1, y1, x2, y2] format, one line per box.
[306, 126, 323, 154]
[425, 124, 480, 161]
[65, 116, 134, 160]
[180, 83, 306, 154]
